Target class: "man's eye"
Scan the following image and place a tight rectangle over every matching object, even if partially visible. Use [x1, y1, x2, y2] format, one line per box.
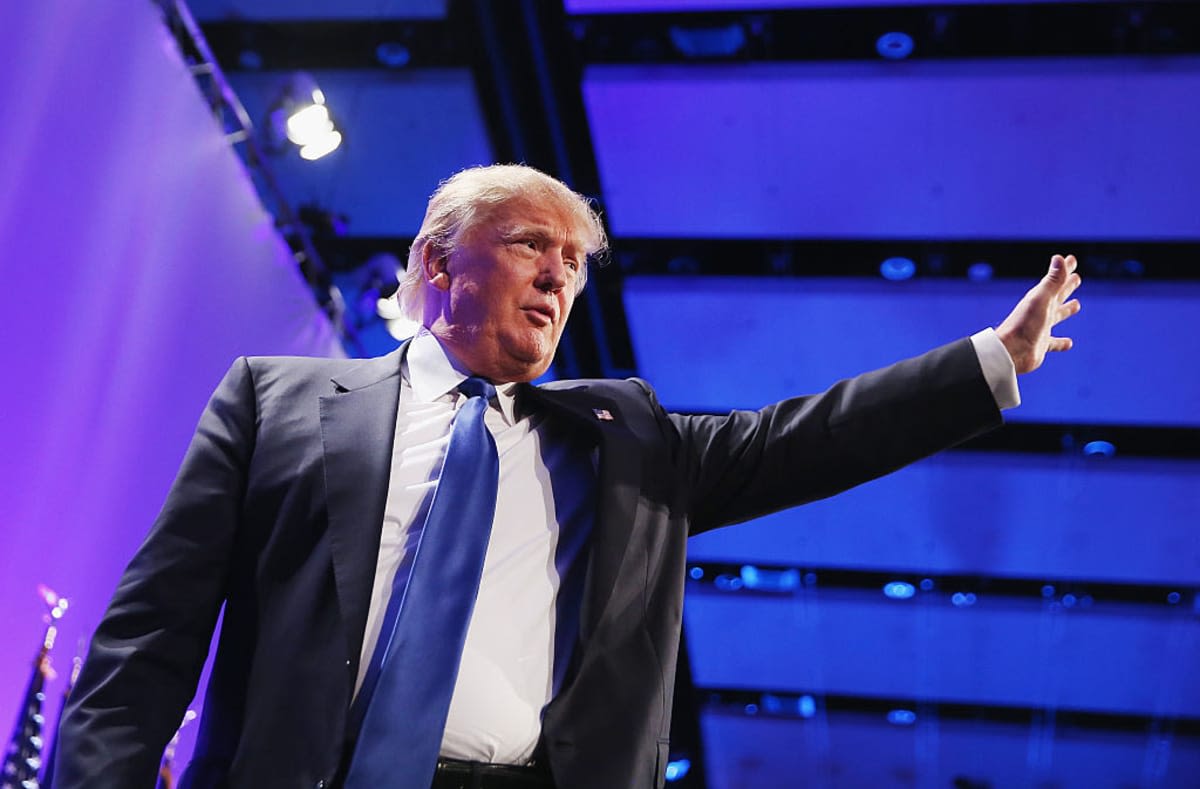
[565, 260, 580, 272]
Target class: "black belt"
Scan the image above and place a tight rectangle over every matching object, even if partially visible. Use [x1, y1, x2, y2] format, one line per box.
[430, 758, 555, 789]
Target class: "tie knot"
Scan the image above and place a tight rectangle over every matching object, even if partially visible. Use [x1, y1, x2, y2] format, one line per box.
[458, 376, 496, 401]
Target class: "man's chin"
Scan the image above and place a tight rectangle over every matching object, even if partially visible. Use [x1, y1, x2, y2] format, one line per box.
[500, 343, 556, 382]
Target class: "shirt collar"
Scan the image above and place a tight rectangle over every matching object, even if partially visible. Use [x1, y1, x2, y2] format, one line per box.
[405, 329, 519, 425]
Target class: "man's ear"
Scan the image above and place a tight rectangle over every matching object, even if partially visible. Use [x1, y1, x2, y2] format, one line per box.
[422, 243, 451, 291]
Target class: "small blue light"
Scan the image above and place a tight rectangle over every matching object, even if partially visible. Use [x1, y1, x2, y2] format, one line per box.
[919, 578, 935, 592]
[884, 581, 916, 600]
[744, 703, 759, 715]
[761, 693, 815, 718]
[951, 592, 977, 607]
[967, 261, 994, 281]
[804, 572, 818, 586]
[665, 759, 691, 782]
[887, 709, 917, 725]
[1122, 259, 1145, 277]
[714, 574, 744, 591]
[375, 42, 412, 68]
[669, 24, 747, 58]
[880, 257, 917, 281]
[238, 49, 263, 70]
[876, 31, 915, 60]
[689, 566, 704, 581]
[741, 565, 801, 592]
[1062, 594, 1077, 607]
[1042, 584, 1056, 599]
[1167, 591, 1181, 604]
[1083, 440, 1117, 458]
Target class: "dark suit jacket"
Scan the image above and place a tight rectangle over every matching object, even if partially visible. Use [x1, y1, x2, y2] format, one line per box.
[54, 337, 1001, 789]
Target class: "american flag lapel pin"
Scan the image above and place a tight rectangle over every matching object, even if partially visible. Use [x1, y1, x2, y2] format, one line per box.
[592, 408, 614, 422]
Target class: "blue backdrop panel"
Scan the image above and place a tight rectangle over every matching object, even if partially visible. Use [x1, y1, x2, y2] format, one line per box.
[700, 712, 1200, 789]
[685, 589, 1200, 715]
[187, 0, 445, 20]
[227, 69, 493, 236]
[686, 453, 1200, 585]
[569, 0, 1096, 11]
[625, 276, 1200, 426]
[585, 59, 1200, 239]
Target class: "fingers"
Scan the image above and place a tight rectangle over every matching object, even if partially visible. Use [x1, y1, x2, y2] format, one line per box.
[1048, 336, 1073, 352]
[1055, 298, 1082, 324]
[1048, 253, 1079, 278]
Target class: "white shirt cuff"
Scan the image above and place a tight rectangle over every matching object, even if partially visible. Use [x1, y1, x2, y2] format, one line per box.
[969, 328, 1020, 411]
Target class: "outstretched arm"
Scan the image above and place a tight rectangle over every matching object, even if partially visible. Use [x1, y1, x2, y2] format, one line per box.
[997, 254, 1083, 374]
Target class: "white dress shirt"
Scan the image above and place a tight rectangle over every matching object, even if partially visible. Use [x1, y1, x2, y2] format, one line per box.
[355, 326, 1018, 765]
[354, 329, 594, 765]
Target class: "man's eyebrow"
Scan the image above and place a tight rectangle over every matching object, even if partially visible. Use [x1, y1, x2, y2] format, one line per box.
[499, 225, 584, 256]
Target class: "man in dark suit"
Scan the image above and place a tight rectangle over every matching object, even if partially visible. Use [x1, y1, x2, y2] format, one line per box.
[54, 164, 1081, 789]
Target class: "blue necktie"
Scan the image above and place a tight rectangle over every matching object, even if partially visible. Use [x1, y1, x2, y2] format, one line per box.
[345, 376, 500, 789]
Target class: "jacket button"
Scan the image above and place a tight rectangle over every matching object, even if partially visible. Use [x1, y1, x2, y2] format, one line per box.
[315, 781, 327, 789]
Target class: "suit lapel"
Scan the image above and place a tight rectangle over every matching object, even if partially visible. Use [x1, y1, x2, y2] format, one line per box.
[521, 383, 644, 640]
[319, 344, 407, 666]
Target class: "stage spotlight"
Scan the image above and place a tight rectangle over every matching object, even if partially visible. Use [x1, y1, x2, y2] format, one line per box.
[268, 73, 343, 161]
[967, 261, 994, 281]
[880, 256, 916, 281]
[876, 32, 915, 60]
[664, 759, 691, 782]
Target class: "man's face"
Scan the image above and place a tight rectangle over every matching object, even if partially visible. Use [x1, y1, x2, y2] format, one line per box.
[425, 199, 585, 383]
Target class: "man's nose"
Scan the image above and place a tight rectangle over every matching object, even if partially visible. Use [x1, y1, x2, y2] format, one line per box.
[536, 253, 568, 292]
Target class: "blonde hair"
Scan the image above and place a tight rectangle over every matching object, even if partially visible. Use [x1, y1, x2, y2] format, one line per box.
[397, 164, 607, 321]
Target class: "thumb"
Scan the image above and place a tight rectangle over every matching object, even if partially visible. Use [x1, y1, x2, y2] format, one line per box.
[1046, 255, 1067, 285]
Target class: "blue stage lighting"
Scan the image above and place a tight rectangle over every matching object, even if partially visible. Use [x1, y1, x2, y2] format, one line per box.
[1083, 440, 1116, 457]
[967, 262, 994, 281]
[376, 43, 412, 68]
[761, 693, 816, 718]
[688, 566, 704, 581]
[744, 703, 759, 715]
[1042, 584, 1056, 599]
[876, 32, 915, 60]
[919, 578, 935, 592]
[1062, 594, 1077, 607]
[880, 257, 916, 281]
[714, 574, 744, 591]
[1168, 591, 1181, 604]
[669, 24, 747, 58]
[887, 709, 917, 726]
[741, 565, 801, 592]
[665, 759, 691, 782]
[884, 581, 916, 600]
[951, 592, 977, 607]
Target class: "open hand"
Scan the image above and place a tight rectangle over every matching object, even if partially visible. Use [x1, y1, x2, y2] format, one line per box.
[996, 254, 1082, 375]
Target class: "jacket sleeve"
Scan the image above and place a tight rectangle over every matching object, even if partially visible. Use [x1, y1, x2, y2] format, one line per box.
[53, 358, 258, 788]
[666, 338, 1003, 534]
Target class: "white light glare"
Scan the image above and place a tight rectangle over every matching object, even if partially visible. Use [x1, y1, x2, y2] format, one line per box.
[300, 131, 343, 161]
[286, 104, 333, 146]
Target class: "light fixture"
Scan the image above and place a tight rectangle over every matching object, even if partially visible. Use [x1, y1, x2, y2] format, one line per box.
[268, 72, 343, 161]
[883, 581, 916, 600]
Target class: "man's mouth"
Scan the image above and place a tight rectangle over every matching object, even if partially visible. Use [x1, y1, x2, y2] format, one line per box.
[522, 305, 555, 326]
